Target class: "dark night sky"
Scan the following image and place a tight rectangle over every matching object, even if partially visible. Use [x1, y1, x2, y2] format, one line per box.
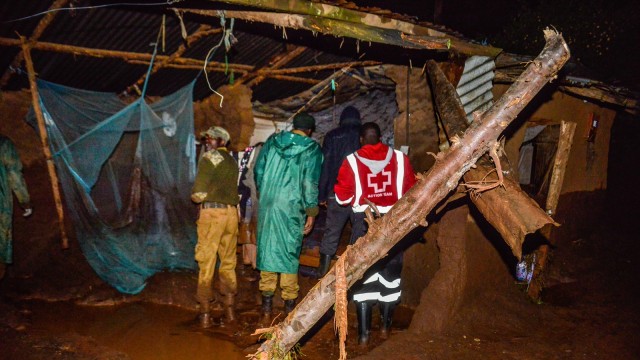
[355, 0, 640, 88]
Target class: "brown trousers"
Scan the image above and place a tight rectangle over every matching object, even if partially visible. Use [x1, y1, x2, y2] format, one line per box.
[195, 207, 238, 307]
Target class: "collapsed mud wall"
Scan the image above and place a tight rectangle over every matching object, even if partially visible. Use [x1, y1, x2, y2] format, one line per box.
[496, 84, 615, 244]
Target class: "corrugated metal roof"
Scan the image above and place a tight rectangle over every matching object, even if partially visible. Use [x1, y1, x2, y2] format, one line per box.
[456, 56, 495, 122]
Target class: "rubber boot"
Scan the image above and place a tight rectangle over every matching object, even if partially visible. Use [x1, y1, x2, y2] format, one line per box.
[284, 299, 296, 316]
[379, 301, 396, 339]
[355, 301, 372, 346]
[198, 302, 214, 329]
[223, 294, 236, 323]
[316, 254, 332, 278]
[261, 294, 273, 325]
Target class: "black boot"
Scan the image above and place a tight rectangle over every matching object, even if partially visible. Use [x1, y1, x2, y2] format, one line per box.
[379, 302, 396, 339]
[316, 254, 333, 278]
[355, 301, 372, 346]
[284, 299, 296, 316]
[260, 294, 273, 324]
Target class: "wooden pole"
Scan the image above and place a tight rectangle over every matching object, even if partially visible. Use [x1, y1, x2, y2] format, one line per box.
[252, 29, 570, 357]
[527, 120, 576, 299]
[126, 25, 222, 94]
[0, 0, 70, 88]
[240, 46, 307, 87]
[204, 0, 501, 56]
[21, 39, 69, 249]
[265, 61, 381, 75]
[0, 37, 253, 71]
[176, 9, 451, 51]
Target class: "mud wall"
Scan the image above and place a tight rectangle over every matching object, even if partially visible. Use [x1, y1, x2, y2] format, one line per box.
[193, 84, 254, 152]
[385, 65, 441, 307]
[495, 84, 615, 243]
[0, 90, 99, 295]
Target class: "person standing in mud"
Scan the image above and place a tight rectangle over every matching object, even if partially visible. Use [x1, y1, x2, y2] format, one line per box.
[334, 122, 416, 345]
[254, 113, 322, 321]
[191, 126, 239, 328]
[0, 135, 32, 281]
[316, 106, 361, 278]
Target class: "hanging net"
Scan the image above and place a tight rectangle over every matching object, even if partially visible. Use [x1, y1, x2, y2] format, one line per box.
[29, 79, 198, 294]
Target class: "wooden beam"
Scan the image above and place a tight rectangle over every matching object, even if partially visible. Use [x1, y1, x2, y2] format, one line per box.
[238, 46, 307, 87]
[0, 0, 71, 88]
[21, 38, 69, 249]
[0, 37, 253, 71]
[205, 0, 501, 56]
[528, 121, 576, 299]
[177, 9, 451, 51]
[265, 60, 381, 75]
[127, 25, 222, 94]
[262, 74, 319, 85]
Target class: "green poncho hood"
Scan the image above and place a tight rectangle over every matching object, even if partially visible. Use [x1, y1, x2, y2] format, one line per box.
[270, 131, 318, 159]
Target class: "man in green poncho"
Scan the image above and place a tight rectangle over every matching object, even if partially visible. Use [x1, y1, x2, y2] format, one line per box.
[254, 113, 322, 320]
[0, 135, 31, 281]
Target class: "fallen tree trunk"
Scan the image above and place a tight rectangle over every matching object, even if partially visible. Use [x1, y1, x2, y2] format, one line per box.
[426, 60, 557, 260]
[253, 29, 570, 358]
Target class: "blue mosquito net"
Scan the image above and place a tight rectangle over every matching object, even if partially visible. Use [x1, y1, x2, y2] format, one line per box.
[29, 79, 198, 294]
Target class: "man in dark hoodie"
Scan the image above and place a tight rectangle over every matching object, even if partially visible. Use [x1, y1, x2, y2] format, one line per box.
[254, 112, 323, 320]
[316, 106, 362, 277]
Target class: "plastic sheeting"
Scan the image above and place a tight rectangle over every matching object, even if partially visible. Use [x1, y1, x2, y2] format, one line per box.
[30, 79, 198, 294]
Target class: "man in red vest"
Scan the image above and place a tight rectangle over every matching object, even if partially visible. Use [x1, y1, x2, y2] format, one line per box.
[334, 122, 416, 345]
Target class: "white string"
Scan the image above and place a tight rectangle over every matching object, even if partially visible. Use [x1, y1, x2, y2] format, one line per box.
[3, 1, 184, 23]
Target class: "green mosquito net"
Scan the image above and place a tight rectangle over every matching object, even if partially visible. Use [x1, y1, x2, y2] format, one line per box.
[31, 79, 198, 294]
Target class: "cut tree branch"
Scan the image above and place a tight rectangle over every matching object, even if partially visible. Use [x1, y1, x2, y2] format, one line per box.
[252, 29, 570, 357]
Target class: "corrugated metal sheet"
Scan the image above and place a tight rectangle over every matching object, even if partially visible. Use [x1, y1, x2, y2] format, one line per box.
[456, 56, 495, 123]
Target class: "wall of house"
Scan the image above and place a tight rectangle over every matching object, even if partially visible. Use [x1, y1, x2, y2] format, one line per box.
[495, 84, 615, 242]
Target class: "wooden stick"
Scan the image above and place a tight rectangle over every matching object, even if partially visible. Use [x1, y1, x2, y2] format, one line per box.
[264, 61, 382, 75]
[252, 29, 570, 357]
[0, 37, 253, 71]
[240, 46, 307, 87]
[21, 38, 69, 249]
[127, 25, 222, 94]
[527, 120, 576, 299]
[0, 0, 70, 88]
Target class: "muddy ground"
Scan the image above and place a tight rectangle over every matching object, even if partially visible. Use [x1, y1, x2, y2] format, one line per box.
[1, 197, 638, 360]
[1, 116, 639, 359]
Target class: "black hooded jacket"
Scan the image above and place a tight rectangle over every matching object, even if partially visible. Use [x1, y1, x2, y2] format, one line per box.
[318, 108, 361, 202]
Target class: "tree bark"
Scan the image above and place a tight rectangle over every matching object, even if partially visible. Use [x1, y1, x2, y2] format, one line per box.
[426, 59, 557, 260]
[202, 0, 501, 56]
[252, 29, 570, 358]
[177, 9, 451, 51]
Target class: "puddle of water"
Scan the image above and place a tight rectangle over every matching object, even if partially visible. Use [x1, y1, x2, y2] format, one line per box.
[26, 301, 247, 360]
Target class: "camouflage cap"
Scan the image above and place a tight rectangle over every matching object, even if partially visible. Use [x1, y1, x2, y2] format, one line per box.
[200, 126, 231, 142]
